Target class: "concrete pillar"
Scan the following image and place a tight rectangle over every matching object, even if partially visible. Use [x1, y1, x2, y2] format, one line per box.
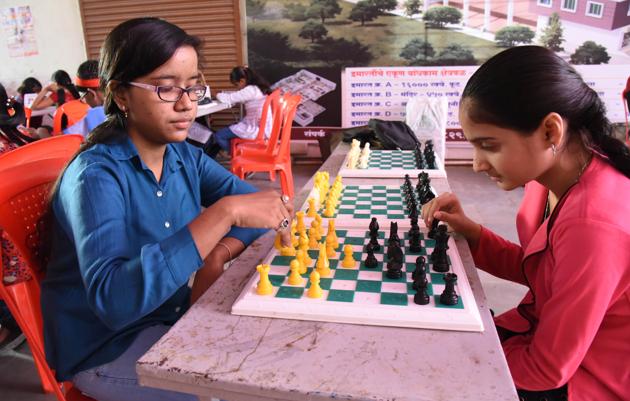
[484, 0, 491, 32]
[507, 0, 514, 25]
[463, 0, 470, 26]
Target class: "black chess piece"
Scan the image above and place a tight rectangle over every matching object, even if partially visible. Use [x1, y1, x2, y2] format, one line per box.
[388, 221, 400, 247]
[369, 231, 381, 251]
[428, 218, 440, 239]
[409, 230, 422, 253]
[386, 244, 404, 279]
[364, 242, 378, 268]
[412, 256, 428, 288]
[431, 225, 450, 272]
[413, 280, 430, 305]
[369, 217, 379, 235]
[439, 273, 459, 306]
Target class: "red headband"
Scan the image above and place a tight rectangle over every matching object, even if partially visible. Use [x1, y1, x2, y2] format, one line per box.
[75, 77, 100, 88]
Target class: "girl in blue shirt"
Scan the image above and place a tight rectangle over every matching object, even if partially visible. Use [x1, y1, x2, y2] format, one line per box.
[41, 18, 293, 401]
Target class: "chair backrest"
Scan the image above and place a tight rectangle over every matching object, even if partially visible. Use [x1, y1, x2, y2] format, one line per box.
[254, 89, 281, 143]
[0, 134, 83, 166]
[274, 94, 301, 159]
[52, 100, 89, 135]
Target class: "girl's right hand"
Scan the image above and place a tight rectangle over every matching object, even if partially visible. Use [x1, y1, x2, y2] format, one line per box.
[421, 192, 481, 245]
[220, 190, 294, 245]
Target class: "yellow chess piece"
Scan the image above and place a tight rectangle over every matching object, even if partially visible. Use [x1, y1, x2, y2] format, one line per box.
[296, 249, 308, 274]
[280, 245, 296, 256]
[315, 215, 324, 236]
[341, 244, 356, 268]
[323, 202, 335, 218]
[311, 220, 322, 241]
[274, 231, 283, 250]
[296, 211, 306, 233]
[256, 264, 273, 295]
[326, 236, 336, 259]
[307, 270, 323, 298]
[288, 259, 304, 286]
[316, 242, 331, 277]
[299, 232, 309, 252]
[308, 227, 319, 249]
[307, 197, 317, 217]
[327, 220, 339, 249]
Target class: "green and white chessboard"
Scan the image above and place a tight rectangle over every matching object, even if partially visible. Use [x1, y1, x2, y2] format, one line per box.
[339, 150, 447, 179]
[232, 226, 484, 332]
[300, 185, 429, 228]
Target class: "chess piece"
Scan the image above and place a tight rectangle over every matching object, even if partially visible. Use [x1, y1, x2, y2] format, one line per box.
[323, 202, 335, 218]
[369, 217, 379, 235]
[327, 220, 339, 249]
[369, 231, 381, 252]
[308, 227, 319, 249]
[307, 270, 323, 298]
[307, 197, 317, 217]
[428, 218, 440, 239]
[316, 242, 331, 277]
[288, 259, 304, 286]
[315, 214, 324, 236]
[280, 245, 296, 256]
[341, 244, 356, 268]
[364, 242, 378, 268]
[412, 256, 428, 289]
[296, 249, 308, 274]
[386, 244, 404, 279]
[311, 220, 322, 241]
[326, 236, 336, 258]
[431, 225, 450, 273]
[413, 281, 430, 305]
[388, 221, 401, 247]
[256, 264, 273, 295]
[274, 232, 283, 250]
[409, 230, 422, 253]
[439, 273, 459, 306]
[299, 232, 309, 253]
[295, 211, 306, 233]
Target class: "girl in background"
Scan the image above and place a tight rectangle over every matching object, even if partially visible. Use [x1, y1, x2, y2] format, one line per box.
[206, 66, 272, 158]
[30, 69, 79, 110]
[423, 46, 630, 401]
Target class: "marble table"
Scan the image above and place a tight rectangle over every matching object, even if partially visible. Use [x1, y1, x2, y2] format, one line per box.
[137, 141, 518, 401]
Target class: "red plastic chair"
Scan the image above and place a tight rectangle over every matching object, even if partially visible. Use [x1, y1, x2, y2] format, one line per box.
[230, 94, 301, 197]
[0, 134, 83, 166]
[0, 137, 94, 401]
[52, 100, 89, 135]
[230, 89, 282, 156]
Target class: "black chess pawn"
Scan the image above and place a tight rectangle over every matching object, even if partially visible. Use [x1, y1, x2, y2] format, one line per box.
[439, 273, 459, 306]
[431, 225, 450, 272]
[409, 230, 422, 253]
[413, 280, 430, 305]
[364, 242, 378, 268]
[412, 256, 428, 286]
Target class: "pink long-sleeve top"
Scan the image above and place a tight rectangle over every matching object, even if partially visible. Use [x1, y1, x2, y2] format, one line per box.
[471, 155, 630, 401]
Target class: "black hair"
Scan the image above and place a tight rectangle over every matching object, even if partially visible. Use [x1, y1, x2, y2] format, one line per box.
[0, 83, 35, 146]
[229, 66, 271, 95]
[76, 60, 100, 92]
[462, 45, 630, 179]
[51, 69, 80, 104]
[17, 77, 42, 96]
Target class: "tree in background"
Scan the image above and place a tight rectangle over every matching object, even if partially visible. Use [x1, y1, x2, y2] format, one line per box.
[539, 13, 565, 52]
[570, 41, 611, 64]
[423, 6, 462, 28]
[312, 37, 373, 66]
[247, 28, 306, 61]
[404, 0, 422, 17]
[283, 3, 309, 21]
[400, 37, 435, 63]
[299, 20, 328, 42]
[435, 44, 476, 65]
[246, 0, 267, 21]
[494, 25, 535, 47]
[306, 0, 342, 24]
[370, 0, 398, 14]
[349, 1, 380, 26]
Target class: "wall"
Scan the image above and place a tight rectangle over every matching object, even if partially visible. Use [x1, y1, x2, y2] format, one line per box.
[0, 0, 85, 95]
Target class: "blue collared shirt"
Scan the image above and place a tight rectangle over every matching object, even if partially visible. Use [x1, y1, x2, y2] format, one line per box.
[41, 135, 266, 380]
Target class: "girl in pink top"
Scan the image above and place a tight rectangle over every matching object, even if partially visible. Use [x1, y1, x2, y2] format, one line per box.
[423, 46, 630, 401]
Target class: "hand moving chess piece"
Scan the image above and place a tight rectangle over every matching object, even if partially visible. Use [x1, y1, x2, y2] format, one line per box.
[307, 270, 323, 298]
[280, 245, 296, 256]
[288, 259, 304, 286]
[256, 264, 273, 295]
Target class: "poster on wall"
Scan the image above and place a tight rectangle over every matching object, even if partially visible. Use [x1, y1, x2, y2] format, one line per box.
[0, 5, 38, 58]
[245, 1, 630, 135]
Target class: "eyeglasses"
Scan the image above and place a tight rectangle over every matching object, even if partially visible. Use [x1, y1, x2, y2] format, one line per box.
[126, 82, 207, 103]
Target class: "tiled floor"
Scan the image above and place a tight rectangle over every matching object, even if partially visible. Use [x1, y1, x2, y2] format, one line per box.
[1, 162, 527, 400]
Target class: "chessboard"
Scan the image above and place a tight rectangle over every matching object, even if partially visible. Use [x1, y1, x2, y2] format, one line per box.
[339, 150, 447, 179]
[231, 224, 484, 332]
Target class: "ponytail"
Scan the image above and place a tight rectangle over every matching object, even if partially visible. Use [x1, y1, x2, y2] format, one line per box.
[229, 66, 271, 95]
